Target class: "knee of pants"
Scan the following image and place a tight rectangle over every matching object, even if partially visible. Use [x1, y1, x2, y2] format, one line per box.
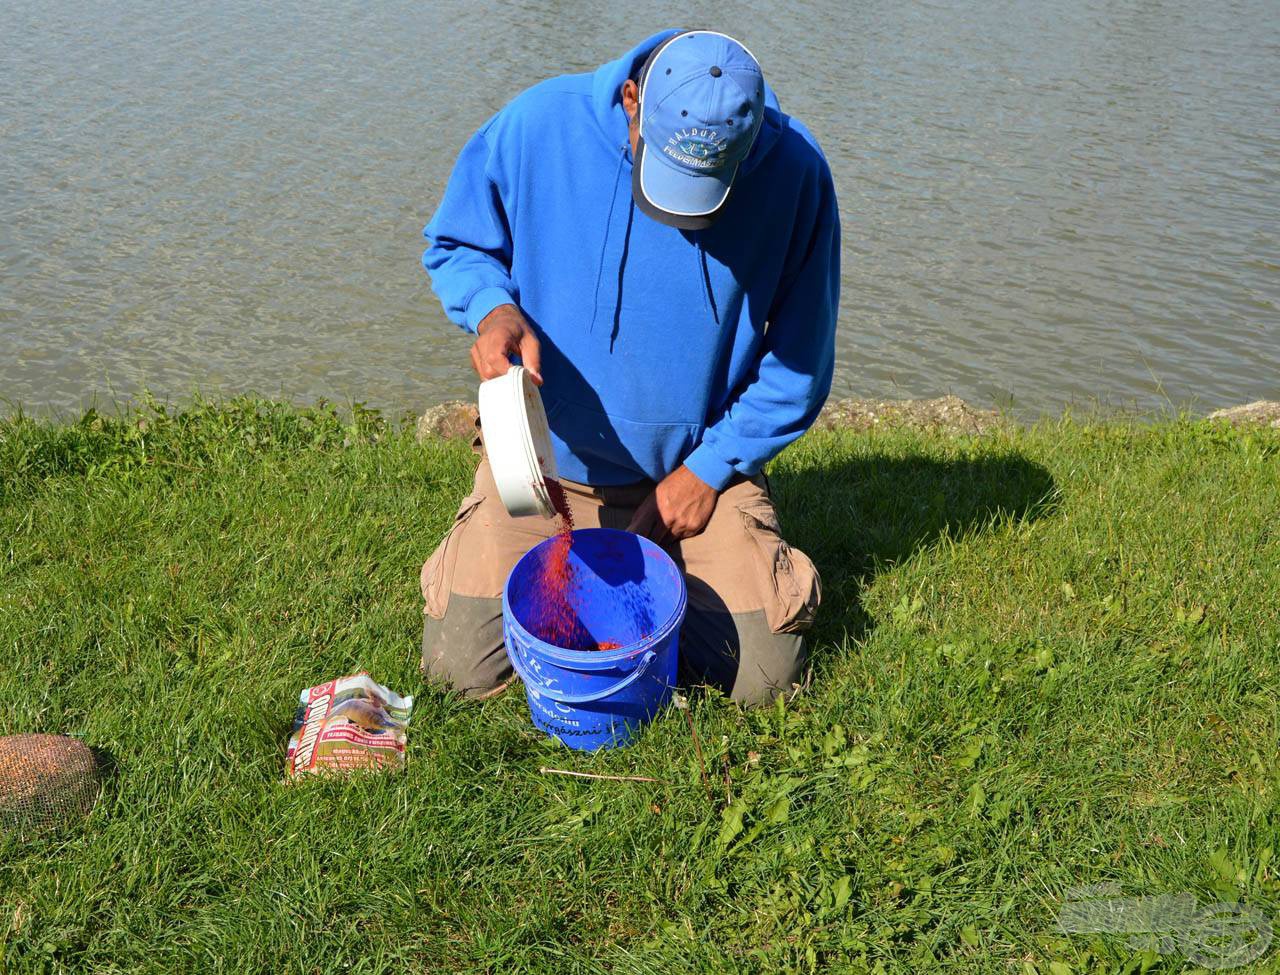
[420, 596, 511, 700]
[679, 607, 807, 708]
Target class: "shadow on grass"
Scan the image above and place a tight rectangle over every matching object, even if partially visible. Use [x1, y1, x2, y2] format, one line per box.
[770, 448, 1058, 662]
[90, 745, 119, 784]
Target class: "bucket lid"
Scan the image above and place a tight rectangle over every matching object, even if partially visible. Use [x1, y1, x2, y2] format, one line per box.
[477, 366, 559, 518]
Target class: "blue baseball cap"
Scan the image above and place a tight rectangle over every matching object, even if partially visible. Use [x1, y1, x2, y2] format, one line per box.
[632, 30, 765, 230]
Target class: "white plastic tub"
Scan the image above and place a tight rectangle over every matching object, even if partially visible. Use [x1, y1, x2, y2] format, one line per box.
[477, 366, 558, 518]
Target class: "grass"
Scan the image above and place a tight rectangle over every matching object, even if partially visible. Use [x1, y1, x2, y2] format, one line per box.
[1, 398, 1277, 974]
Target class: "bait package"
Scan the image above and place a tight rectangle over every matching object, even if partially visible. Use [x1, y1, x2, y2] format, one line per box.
[286, 674, 413, 777]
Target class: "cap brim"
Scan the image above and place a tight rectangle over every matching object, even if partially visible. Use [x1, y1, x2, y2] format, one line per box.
[633, 134, 735, 231]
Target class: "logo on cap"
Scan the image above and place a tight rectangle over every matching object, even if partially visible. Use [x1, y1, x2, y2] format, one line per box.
[667, 128, 729, 169]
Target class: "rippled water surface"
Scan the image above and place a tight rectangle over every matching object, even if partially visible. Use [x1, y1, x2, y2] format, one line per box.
[3, 0, 1277, 416]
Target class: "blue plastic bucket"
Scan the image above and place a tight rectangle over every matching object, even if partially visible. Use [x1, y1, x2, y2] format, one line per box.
[503, 527, 686, 750]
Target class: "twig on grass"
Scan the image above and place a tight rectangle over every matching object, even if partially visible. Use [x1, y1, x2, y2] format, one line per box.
[683, 709, 714, 803]
[788, 667, 813, 702]
[538, 767, 662, 784]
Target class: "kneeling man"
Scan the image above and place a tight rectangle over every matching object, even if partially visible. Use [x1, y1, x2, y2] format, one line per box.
[419, 29, 840, 705]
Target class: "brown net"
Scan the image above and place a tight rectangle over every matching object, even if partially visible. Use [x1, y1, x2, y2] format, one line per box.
[0, 734, 103, 838]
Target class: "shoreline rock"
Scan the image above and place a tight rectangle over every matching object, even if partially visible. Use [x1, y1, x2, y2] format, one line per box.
[813, 395, 1002, 435]
[1206, 401, 1280, 429]
[415, 396, 1280, 443]
[415, 400, 479, 442]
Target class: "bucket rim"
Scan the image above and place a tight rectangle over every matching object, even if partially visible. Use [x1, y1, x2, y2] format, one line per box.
[502, 527, 687, 665]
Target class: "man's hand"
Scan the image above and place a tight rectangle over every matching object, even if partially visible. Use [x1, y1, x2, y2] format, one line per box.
[627, 465, 719, 543]
[471, 304, 542, 385]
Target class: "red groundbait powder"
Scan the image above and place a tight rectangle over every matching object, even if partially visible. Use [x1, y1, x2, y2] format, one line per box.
[531, 478, 620, 651]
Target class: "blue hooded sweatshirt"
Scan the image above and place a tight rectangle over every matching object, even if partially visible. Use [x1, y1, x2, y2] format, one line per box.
[423, 29, 839, 490]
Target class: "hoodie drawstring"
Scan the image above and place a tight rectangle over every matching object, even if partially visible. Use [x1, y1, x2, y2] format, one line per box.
[589, 146, 629, 337]
[609, 199, 635, 353]
[698, 239, 721, 325]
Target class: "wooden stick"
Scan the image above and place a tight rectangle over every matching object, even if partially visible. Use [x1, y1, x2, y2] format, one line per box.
[720, 750, 734, 806]
[538, 766, 662, 783]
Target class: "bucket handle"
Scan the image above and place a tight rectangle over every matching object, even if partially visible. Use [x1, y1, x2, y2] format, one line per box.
[508, 642, 658, 705]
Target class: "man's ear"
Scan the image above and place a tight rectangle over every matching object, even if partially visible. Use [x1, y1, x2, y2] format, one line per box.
[621, 79, 640, 123]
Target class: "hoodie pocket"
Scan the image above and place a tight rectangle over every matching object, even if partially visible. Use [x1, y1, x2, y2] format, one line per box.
[542, 394, 701, 483]
[737, 497, 821, 634]
[420, 492, 485, 619]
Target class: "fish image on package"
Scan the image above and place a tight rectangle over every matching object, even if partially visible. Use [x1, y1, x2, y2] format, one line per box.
[285, 674, 413, 777]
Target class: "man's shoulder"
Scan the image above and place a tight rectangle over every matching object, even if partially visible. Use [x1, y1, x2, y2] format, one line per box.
[738, 111, 835, 225]
[765, 111, 832, 182]
[486, 72, 594, 135]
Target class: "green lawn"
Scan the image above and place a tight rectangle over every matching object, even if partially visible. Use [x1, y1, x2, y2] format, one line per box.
[1, 399, 1277, 974]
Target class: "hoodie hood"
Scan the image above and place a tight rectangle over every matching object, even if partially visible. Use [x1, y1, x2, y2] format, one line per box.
[590, 29, 783, 176]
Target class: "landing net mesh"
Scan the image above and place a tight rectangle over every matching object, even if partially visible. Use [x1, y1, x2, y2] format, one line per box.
[0, 734, 102, 838]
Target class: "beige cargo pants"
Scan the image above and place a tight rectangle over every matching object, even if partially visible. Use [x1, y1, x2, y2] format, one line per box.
[420, 455, 821, 707]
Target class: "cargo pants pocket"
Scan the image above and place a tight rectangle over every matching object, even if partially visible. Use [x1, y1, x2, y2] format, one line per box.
[420, 493, 485, 619]
[737, 497, 822, 634]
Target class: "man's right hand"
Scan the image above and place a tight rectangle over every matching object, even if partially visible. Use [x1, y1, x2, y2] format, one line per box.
[471, 304, 542, 385]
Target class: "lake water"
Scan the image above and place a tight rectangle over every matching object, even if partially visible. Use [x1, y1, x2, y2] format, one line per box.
[3, 0, 1277, 417]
